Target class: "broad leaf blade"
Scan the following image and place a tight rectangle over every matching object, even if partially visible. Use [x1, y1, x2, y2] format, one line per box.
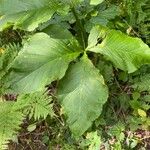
[87, 25, 106, 49]
[6, 33, 81, 93]
[88, 28, 150, 73]
[90, 0, 104, 5]
[0, 0, 68, 31]
[42, 24, 72, 39]
[58, 54, 108, 137]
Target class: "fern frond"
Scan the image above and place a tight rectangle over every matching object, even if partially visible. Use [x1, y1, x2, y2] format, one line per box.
[0, 101, 24, 150]
[14, 92, 54, 120]
[0, 43, 20, 78]
[0, 43, 21, 94]
[0, 92, 53, 149]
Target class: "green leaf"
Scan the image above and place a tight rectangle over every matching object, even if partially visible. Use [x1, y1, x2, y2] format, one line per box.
[0, 0, 68, 31]
[138, 109, 147, 117]
[14, 92, 54, 120]
[88, 28, 150, 73]
[6, 33, 81, 93]
[87, 25, 106, 49]
[132, 74, 150, 92]
[86, 131, 101, 150]
[90, 0, 104, 5]
[108, 123, 125, 141]
[0, 101, 24, 150]
[42, 24, 72, 39]
[27, 124, 36, 132]
[0, 44, 21, 94]
[0, 43, 20, 80]
[85, 5, 119, 32]
[65, 0, 84, 7]
[58, 54, 108, 137]
[97, 5, 119, 20]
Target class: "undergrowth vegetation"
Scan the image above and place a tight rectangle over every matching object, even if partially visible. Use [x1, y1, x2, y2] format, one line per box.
[0, 0, 150, 149]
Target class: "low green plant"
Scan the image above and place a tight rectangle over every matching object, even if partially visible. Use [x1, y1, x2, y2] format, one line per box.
[0, 0, 150, 149]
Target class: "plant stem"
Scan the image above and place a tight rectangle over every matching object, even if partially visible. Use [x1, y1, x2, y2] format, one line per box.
[71, 7, 87, 49]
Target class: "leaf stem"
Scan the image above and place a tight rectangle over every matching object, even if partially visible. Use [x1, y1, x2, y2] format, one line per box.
[71, 7, 87, 49]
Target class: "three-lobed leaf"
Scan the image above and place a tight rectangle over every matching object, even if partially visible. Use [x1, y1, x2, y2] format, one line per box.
[58, 54, 108, 137]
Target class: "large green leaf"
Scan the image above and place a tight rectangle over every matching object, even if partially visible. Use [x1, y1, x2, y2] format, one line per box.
[87, 26, 106, 49]
[90, 0, 104, 5]
[42, 24, 72, 39]
[87, 27, 150, 73]
[0, 0, 68, 31]
[58, 54, 108, 137]
[5, 33, 81, 93]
